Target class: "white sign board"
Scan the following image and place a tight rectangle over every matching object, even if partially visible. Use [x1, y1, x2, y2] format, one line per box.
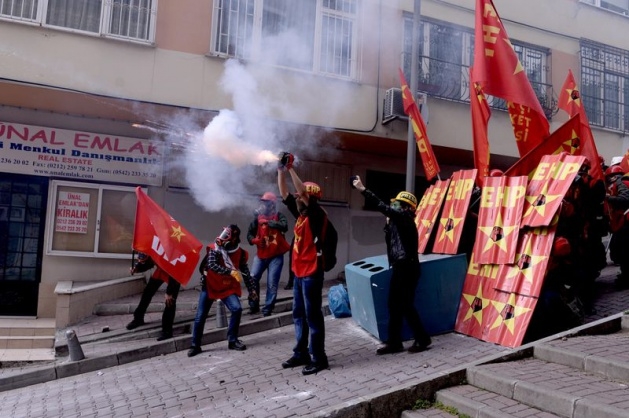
[0, 121, 164, 186]
[55, 191, 90, 234]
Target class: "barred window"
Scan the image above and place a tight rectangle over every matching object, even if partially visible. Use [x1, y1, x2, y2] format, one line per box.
[580, 39, 629, 132]
[580, 0, 629, 16]
[211, 0, 358, 79]
[402, 16, 553, 117]
[0, 0, 157, 44]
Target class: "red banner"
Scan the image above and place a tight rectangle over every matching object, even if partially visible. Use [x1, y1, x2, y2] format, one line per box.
[483, 290, 537, 348]
[472, 0, 549, 156]
[505, 114, 582, 179]
[470, 73, 492, 186]
[399, 69, 440, 181]
[558, 70, 604, 182]
[621, 149, 629, 173]
[133, 187, 203, 286]
[473, 175, 527, 264]
[415, 180, 450, 253]
[432, 170, 477, 254]
[521, 153, 585, 227]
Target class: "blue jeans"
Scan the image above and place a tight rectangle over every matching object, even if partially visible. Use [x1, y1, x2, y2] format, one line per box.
[250, 254, 284, 314]
[190, 288, 243, 347]
[292, 271, 327, 365]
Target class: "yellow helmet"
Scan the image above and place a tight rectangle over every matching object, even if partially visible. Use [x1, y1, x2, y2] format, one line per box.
[391, 191, 417, 210]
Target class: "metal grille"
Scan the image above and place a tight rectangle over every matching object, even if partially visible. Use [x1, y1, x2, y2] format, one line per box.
[213, 0, 255, 58]
[0, 0, 38, 20]
[580, 39, 629, 132]
[107, 0, 154, 40]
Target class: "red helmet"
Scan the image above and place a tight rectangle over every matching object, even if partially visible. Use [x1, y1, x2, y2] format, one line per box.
[551, 237, 571, 258]
[260, 192, 277, 202]
[605, 165, 623, 178]
[489, 169, 504, 177]
[303, 182, 322, 199]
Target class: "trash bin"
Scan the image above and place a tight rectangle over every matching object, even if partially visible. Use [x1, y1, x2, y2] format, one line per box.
[345, 253, 467, 342]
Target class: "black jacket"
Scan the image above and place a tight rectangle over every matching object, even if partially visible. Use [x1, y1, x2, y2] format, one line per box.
[362, 189, 419, 265]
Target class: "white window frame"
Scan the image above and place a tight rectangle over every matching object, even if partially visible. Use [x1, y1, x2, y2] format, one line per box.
[0, 0, 158, 44]
[45, 180, 142, 259]
[580, 0, 629, 16]
[210, 0, 359, 80]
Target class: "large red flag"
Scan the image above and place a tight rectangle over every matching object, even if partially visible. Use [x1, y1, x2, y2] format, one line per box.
[399, 68, 440, 181]
[470, 69, 491, 186]
[558, 70, 604, 182]
[472, 0, 549, 156]
[133, 187, 203, 286]
[505, 114, 582, 178]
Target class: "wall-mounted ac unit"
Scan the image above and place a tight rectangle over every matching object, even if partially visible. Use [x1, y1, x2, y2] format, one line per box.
[382, 88, 427, 125]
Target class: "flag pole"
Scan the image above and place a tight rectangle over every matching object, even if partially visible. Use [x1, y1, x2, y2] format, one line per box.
[406, 0, 421, 192]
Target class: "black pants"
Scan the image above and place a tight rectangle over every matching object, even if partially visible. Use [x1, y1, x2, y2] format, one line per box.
[133, 277, 181, 334]
[387, 259, 430, 346]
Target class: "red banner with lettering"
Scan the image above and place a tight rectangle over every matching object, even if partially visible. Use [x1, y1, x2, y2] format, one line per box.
[133, 187, 203, 286]
[415, 179, 450, 253]
[399, 69, 440, 181]
[558, 70, 604, 182]
[521, 153, 586, 227]
[472, 0, 549, 156]
[473, 175, 527, 264]
[432, 169, 477, 254]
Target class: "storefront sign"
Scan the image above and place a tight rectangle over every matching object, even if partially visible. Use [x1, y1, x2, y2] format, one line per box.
[0, 121, 164, 186]
[55, 191, 90, 234]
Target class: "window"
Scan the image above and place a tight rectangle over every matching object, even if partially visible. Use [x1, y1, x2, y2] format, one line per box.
[581, 0, 629, 16]
[0, 0, 157, 43]
[46, 181, 139, 258]
[212, 0, 358, 79]
[580, 39, 629, 132]
[402, 16, 553, 117]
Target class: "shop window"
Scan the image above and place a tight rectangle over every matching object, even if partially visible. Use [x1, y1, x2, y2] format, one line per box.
[46, 181, 140, 258]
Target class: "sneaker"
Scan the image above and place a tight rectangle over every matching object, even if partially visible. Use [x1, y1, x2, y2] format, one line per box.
[281, 356, 310, 369]
[302, 360, 329, 376]
[407, 340, 432, 353]
[156, 332, 173, 341]
[375, 344, 404, 355]
[187, 346, 202, 357]
[262, 311, 272, 317]
[228, 339, 247, 351]
[126, 319, 145, 330]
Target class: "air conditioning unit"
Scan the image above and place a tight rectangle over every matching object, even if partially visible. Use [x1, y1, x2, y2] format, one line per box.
[382, 88, 427, 125]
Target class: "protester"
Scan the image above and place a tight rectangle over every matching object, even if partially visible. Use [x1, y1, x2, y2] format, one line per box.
[126, 252, 181, 341]
[351, 175, 432, 355]
[605, 166, 629, 289]
[246, 192, 291, 316]
[277, 152, 329, 375]
[187, 224, 254, 357]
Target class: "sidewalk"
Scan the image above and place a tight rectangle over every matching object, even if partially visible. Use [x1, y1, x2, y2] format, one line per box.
[0, 265, 627, 418]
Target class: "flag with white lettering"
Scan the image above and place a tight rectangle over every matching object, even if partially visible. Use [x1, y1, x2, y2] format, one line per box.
[133, 187, 202, 285]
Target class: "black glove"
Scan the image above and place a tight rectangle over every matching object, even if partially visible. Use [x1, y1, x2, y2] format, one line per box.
[278, 152, 294, 171]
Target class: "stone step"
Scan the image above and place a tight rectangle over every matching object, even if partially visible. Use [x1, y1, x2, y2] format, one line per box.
[0, 348, 55, 363]
[401, 408, 457, 417]
[0, 319, 56, 351]
[467, 356, 629, 418]
[0, 336, 55, 349]
[434, 384, 562, 418]
[534, 333, 629, 382]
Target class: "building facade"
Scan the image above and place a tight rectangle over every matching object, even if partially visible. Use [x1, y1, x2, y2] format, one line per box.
[0, 0, 628, 325]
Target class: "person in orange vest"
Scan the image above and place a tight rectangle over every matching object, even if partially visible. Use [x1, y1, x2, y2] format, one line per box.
[126, 253, 181, 341]
[246, 192, 291, 316]
[187, 224, 254, 357]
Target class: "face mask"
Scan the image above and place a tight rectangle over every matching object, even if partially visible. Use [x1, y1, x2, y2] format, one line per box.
[390, 201, 403, 211]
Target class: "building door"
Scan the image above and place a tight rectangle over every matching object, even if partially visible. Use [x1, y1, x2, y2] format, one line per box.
[0, 173, 48, 316]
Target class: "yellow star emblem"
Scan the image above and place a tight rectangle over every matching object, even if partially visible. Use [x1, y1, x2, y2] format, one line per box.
[522, 182, 561, 219]
[504, 237, 547, 285]
[478, 212, 518, 254]
[438, 209, 463, 243]
[555, 128, 580, 155]
[565, 87, 581, 107]
[170, 225, 186, 243]
[462, 282, 490, 325]
[490, 293, 532, 334]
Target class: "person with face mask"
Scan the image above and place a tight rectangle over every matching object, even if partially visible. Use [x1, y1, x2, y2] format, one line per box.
[187, 224, 253, 357]
[277, 152, 329, 376]
[351, 175, 432, 355]
[246, 192, 291, 316]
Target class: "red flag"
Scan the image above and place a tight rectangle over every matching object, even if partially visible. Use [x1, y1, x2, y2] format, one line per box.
[620, 149, 629, 173]
[399, 68, 440, 181]
[133, 187, 203, 286]
[470, 70, 491, 186]
[472, 0, 549, 156]
[558, 70, 604, 182]
[505, 114, 582, 178]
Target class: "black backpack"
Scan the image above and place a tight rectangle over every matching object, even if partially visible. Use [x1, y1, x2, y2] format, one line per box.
[316, 216, 338, 272]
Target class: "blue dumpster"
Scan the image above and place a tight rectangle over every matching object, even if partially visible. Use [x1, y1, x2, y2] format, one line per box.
[345, 253, 467, 342]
